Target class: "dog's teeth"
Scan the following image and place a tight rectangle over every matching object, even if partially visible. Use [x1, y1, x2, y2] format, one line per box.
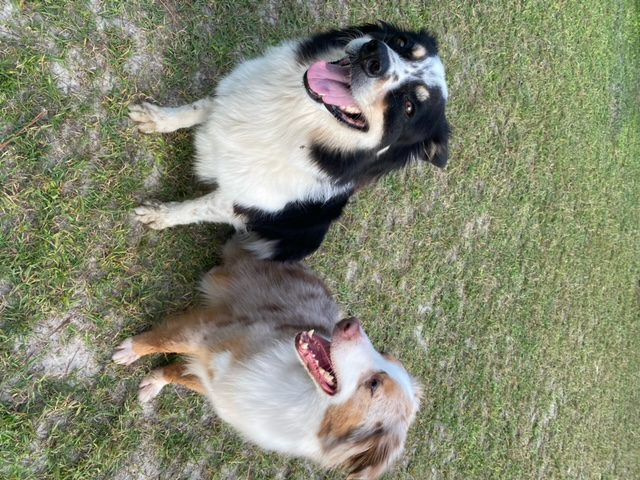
[319, 368, 335, 385]
[301, 342, 309, 350]
[308, 329, 315, 338]
[343, 106, 361, 114]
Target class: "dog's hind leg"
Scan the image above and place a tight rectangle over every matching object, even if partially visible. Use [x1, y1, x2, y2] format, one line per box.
[138, 363, 205, 402]
[112, 308, 219, 365]
[134, 191, 245, 230]
[129, 98, 214, 133]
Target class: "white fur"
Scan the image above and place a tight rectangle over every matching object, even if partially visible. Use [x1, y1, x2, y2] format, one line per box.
[193, 43, 368, 213]
[138, 370, 168, 403]
[190, 339, 331, 459]
[329, 325, 415, 403]
[129, 99, 213, 133]
[370, 41, 448, 100]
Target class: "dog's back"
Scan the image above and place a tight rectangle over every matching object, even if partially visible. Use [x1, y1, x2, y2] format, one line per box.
[199, 237, 342, 327]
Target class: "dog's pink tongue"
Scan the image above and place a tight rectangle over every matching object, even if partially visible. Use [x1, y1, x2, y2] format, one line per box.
[307, 61, 357, 107]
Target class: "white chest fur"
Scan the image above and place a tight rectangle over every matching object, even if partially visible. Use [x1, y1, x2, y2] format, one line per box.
[190, 341, 329, 460]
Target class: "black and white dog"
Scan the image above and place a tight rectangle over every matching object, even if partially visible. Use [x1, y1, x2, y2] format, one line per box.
[130, 22, 450, 260]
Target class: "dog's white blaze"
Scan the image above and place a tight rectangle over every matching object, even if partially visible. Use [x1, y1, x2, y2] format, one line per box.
[384, 45, 448, 100]
[421, 56, 448, 100]
[376, 356, 416, 401]
[330, 331, 416, 403]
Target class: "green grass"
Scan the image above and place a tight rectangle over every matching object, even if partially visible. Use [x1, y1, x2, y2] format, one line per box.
[1, 0, 639, 478]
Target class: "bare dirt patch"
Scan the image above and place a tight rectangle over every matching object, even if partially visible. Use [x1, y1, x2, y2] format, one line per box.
[414, 324, 430, 353]
[0, 278, 13, 318]
[36, 335, 99, 378]
[90, 1, 166, 89]
[47, 116, 100, 166]
[15, 308, 100, 381]
[143, 162, 163, 191]
[0, 1, 21, 39]
[23, 404, 71, 475]
[49, 41, 117, 99]
[50, 51, 83, 95]
[113, 436, 162, 480]
[345, 260, 358, 282]
[463, 213, 491, 240]
[174, 458, 208, 480]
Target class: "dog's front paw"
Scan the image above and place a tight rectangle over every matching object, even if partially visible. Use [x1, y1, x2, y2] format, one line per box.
[129, 102, 169, 133]
[112, 338, 140, 366]
[134, 201, 173, 230]
[138, 370, 168, 403]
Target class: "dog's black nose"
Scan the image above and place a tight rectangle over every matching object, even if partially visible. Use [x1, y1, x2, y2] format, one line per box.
[359, 39, 389, 78]
[335, 317, 361, 340]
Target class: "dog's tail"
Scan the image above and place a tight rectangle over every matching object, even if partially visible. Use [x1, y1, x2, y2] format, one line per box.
[222, 231, 278, 263]
[231, 228, 328, 262]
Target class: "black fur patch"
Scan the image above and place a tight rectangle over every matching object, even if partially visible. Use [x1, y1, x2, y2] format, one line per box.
[380, 81, 450, 168]
[234, 193, 352, 261]
[296, 22, 439, 65]
[310, 144, 407, 187]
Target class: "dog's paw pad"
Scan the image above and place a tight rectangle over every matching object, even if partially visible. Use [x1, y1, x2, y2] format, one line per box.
[112, 338, 140, 366]
[133, 203, 171, 230]
[138, 370, 168, 403]
[128, 102, 165, 133]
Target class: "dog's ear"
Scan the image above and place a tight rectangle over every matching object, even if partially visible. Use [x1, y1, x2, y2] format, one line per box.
[420, 122, 450, 169]
[345, 428, 404, 480]
[423, 135, 448, 168]
[375, 20, 392, 31]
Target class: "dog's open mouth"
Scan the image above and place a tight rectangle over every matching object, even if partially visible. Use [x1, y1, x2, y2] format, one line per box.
[295, 329, 337, 395]
[303, 58, 368, 132]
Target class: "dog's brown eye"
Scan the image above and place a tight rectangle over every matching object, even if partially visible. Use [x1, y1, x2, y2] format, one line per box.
[395, 36, 407, 48]
[405, 100, 415, 117]
[367, 374, 383, 394]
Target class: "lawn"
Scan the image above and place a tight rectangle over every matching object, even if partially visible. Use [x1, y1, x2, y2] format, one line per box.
[1, 1, 639, 479]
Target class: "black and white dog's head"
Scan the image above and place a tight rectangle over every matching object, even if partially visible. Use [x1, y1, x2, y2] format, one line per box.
[300, 22, 450, 181]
